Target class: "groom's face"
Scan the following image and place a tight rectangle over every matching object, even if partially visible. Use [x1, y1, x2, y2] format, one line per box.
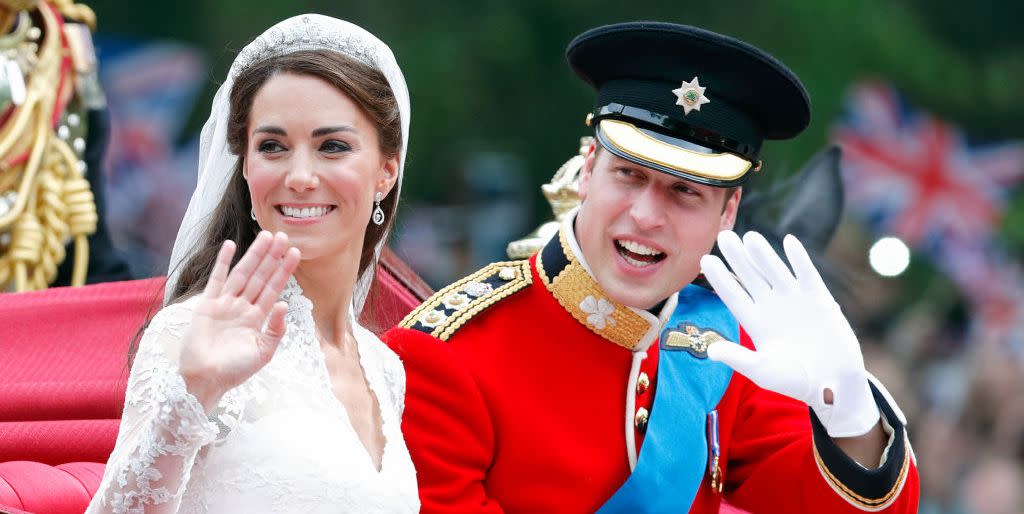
[243, 72, 398, 268]
[575, 146, 741, 310]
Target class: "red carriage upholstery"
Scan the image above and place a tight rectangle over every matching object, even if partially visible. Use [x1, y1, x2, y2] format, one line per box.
[0, 250, 431, 514]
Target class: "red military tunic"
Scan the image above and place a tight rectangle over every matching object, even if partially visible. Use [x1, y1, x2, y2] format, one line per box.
[384, 227, 918, 513]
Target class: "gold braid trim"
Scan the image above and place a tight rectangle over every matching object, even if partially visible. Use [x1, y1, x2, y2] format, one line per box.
[0, 2, 97, 291]
[399, 260, 532, 341]
[811, 431, 911, 511]
[536, 228, 651, 350]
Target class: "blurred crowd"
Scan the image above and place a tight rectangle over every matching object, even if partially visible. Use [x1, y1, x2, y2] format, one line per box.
[830, 224, 1024, 514]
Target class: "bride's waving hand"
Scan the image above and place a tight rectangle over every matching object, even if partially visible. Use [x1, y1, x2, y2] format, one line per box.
[180, 233, 300, 413]
[85, 234, 300, 514]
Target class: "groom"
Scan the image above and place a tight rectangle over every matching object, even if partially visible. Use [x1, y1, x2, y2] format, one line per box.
[385, 22, 919, 513]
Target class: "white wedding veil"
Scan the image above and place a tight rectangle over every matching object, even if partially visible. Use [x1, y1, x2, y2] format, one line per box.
[164, 14, 410, 315]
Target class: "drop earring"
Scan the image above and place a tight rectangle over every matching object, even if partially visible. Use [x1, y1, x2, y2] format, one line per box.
[372, 192, 385, 226]
[250, 208, 256, 221]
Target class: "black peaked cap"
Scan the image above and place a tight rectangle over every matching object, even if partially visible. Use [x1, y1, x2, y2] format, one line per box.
[566, 21, 811, 184]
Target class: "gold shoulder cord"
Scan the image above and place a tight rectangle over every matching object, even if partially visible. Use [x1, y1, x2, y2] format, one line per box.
[0, 0, 100, 292]
[398, 260, 533, 341]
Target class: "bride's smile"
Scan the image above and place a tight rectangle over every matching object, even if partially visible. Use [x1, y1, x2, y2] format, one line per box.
[245, 72, 398, 266]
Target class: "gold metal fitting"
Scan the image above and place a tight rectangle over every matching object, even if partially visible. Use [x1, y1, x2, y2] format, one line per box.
[636, 372, 650, 395]
[710, 455, 723, 493]
[634, 407, 649, 432]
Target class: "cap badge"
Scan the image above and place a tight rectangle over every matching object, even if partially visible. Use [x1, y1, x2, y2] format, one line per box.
[673, 77, 710, 115]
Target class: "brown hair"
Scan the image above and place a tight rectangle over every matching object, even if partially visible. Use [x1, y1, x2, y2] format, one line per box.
[168, 50, 402, 307]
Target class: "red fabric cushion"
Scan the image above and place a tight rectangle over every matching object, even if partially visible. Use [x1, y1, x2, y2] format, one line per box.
[0, 278, 164, 464]
[0, 461, 104, 514]
[0, 420, 121, 466]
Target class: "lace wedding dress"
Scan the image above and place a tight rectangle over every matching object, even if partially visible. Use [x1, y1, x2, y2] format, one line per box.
[86, 278, 419, 514]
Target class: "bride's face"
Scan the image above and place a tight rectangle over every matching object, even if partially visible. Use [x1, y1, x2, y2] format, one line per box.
[244, 72, 398, 267]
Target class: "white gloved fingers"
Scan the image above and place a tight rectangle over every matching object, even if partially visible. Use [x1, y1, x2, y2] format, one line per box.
[762, 355, 816, 406]
[711, 343, 816, 405]
[701, 254, 758, 329]
[704, 233, 883, 439]
[707, 340, 763, 377]
[717, 230, 772, 300]
[783, 234, 832, 299]
[742, 231, 798, 294]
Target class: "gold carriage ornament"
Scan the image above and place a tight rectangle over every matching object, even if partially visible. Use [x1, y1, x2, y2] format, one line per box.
[0, 0, 102, 292]
[506, 136, 593, 259]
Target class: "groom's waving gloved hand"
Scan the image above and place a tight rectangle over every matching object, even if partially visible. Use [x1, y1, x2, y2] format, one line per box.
[699, 230, 880, 439]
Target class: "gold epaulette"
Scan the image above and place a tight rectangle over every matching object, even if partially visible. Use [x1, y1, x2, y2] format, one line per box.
[399, 260, 532, 341]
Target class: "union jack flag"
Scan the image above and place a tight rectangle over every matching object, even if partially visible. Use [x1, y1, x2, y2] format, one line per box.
[833, 82, 1024, 354]
[833, 82, 1024, 248]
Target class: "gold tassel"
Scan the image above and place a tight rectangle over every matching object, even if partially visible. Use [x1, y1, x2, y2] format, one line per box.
[0, 1, 99, 292]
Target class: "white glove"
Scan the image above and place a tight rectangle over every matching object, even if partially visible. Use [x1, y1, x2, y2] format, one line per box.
[700, 230, 880, 438]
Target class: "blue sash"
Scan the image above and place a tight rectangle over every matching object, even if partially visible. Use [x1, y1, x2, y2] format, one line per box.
[598, 285, 737, 513]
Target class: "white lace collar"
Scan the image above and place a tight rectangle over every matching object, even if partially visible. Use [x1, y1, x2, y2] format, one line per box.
[278, 276, 380, 354]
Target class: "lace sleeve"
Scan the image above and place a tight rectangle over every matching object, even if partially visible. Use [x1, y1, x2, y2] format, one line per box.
[86, 302, 219, 514]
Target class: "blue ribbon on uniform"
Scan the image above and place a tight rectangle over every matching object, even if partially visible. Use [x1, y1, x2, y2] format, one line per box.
[598, 285, 737, 513]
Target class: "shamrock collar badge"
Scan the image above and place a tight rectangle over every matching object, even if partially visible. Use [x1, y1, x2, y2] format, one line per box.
[672, 77, 710, 115]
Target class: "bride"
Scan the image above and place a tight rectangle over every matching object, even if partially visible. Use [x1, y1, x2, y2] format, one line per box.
[86, 14, 417, 513]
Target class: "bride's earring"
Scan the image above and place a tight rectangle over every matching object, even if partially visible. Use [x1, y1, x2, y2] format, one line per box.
[250, 208, 257, 221]
[372, 192, 385, 226]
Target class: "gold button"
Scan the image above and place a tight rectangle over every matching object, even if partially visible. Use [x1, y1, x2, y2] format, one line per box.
[636, 372, 650, 395]
[634, 407, 649, 432]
